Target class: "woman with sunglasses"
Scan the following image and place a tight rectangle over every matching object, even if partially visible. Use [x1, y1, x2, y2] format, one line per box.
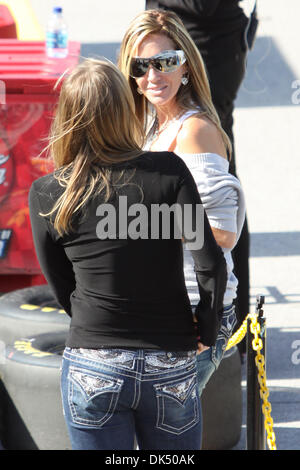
[119, 9, 246, 398]
[28, 58, 227, 450]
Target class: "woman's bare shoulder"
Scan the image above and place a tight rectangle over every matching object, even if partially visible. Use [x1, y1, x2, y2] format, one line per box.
[176, 115, 227, 158]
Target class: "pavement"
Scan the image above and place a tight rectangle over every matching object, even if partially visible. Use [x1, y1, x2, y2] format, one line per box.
[6, 0, 300, 450]
[232, 0, 300, 450]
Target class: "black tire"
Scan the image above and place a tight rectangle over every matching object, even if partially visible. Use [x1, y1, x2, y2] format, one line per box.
[0, 285, 70, 346]
[0, 331, 70, 450]
[201, 346, 242, 450]
[0, 333, 242, 450]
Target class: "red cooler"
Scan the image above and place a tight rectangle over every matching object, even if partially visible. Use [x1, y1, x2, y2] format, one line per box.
[0, 5, 17, 39]
[0, 39, 80, 292]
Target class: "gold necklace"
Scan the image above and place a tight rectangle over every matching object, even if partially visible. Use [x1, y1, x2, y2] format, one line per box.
[153, 110, 183, 141]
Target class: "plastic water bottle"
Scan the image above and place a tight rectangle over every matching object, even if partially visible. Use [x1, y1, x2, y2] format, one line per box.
[46, 6, 68, 58]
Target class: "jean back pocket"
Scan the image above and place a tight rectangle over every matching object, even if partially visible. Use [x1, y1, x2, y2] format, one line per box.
[154, 373, 199, 435]
[68, 366, 123, 427]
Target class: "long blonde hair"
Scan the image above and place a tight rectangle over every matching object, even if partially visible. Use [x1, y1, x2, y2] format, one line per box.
[118, 9, 231, 155]
[43, 58, 144, 235]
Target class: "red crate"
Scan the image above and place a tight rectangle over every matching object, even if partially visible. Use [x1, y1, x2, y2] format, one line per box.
[0, 5, 17, 39]
[0, 40, 80, 291]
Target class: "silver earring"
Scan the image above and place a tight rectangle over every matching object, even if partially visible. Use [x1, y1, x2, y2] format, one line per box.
[137, 87, 143, 95]
[181, 75, 189, 86]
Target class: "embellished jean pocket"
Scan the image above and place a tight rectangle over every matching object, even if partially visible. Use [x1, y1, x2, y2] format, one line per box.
[219, 305, 237, 339]
[144, 351, 195, 373]
[68, 366, 123, 427]
[69, 348, 136, 370]
[211, 305, 237, 367]
[154, 373, 199, 435]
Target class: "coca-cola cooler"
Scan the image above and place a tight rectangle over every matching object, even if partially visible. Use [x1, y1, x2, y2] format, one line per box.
[0, 40, 80, 292]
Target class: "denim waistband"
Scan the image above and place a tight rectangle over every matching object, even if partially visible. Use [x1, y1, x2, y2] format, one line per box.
[223, 303, 235, 314]
[62, 347, 197, 378]
[64, 347, 196, 360]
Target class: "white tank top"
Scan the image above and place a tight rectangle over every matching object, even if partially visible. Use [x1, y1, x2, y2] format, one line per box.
[145, 110, 241, 307]
[145, 110, 199, 151]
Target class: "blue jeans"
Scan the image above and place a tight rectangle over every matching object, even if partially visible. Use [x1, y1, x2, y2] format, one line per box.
[61, 348, 202, 450]
[196, 304, 237, 396]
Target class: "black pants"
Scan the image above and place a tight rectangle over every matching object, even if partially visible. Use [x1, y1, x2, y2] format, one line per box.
[206, 49, 249, 353]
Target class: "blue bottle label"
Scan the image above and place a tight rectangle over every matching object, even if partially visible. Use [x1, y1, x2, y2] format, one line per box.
[46, 30, 68, 49]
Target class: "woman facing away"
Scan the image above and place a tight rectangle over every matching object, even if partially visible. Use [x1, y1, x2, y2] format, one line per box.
[28, 58, 227, 450]
[118, 9, 246, 395]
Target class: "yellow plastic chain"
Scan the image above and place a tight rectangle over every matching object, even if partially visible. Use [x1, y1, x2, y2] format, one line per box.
[250, 315, 277, 450]
[226, 313, 277, 450]
[225, 313, 251, 352]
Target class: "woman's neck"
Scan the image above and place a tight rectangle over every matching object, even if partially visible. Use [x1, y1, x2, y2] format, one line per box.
[155, 104, 183, 130]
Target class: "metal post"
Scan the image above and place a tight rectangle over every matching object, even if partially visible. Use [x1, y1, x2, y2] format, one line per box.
[246, 295, 266, 450]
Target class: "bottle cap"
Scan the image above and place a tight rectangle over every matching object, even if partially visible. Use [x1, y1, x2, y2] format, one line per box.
[53, 6, 63, 13]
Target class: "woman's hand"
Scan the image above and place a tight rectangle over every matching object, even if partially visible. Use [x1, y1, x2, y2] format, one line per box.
[211, 226, 236, 250]
[197, 342, 210, 355]
[193, 312, 210, 355]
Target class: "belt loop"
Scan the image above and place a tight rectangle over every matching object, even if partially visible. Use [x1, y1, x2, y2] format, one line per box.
[138, 349, 144, 360]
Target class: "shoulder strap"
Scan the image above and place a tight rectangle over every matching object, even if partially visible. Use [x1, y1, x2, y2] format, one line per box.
[157, 110, 199, 151]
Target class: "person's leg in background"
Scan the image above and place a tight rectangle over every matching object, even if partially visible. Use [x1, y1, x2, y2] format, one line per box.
[206, 49, 250, 356]
[196, 304, 237, 396]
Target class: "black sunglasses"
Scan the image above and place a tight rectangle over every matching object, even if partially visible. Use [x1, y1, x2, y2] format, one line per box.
[130, 50, 186, 78]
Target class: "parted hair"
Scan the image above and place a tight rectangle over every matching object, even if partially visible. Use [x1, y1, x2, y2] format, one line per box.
[118, 9, 231, 154]
[42, 58, 144, 235]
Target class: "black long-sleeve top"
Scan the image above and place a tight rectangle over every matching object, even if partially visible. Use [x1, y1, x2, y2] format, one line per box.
[29, 151, 227, 350]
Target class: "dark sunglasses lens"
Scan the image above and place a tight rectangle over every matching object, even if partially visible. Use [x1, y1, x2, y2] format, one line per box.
[152, 59, 163, 72]
[153, 55, 178, 72]
[131, 53, 180, 77]
[130, 59, 149, 77]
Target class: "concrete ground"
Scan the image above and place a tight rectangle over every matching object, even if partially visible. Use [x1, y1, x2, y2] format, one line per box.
[5, 0, 300, 450]
[232, 0, 300, 450]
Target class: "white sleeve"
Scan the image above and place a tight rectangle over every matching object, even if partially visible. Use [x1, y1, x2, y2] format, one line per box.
[192, 170, 239, 233]
[176, 152, 246, 242]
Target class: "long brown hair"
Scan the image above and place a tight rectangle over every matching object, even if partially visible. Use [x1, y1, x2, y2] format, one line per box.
[118, 9, 231, 155]
[42, 58, 144, 235]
